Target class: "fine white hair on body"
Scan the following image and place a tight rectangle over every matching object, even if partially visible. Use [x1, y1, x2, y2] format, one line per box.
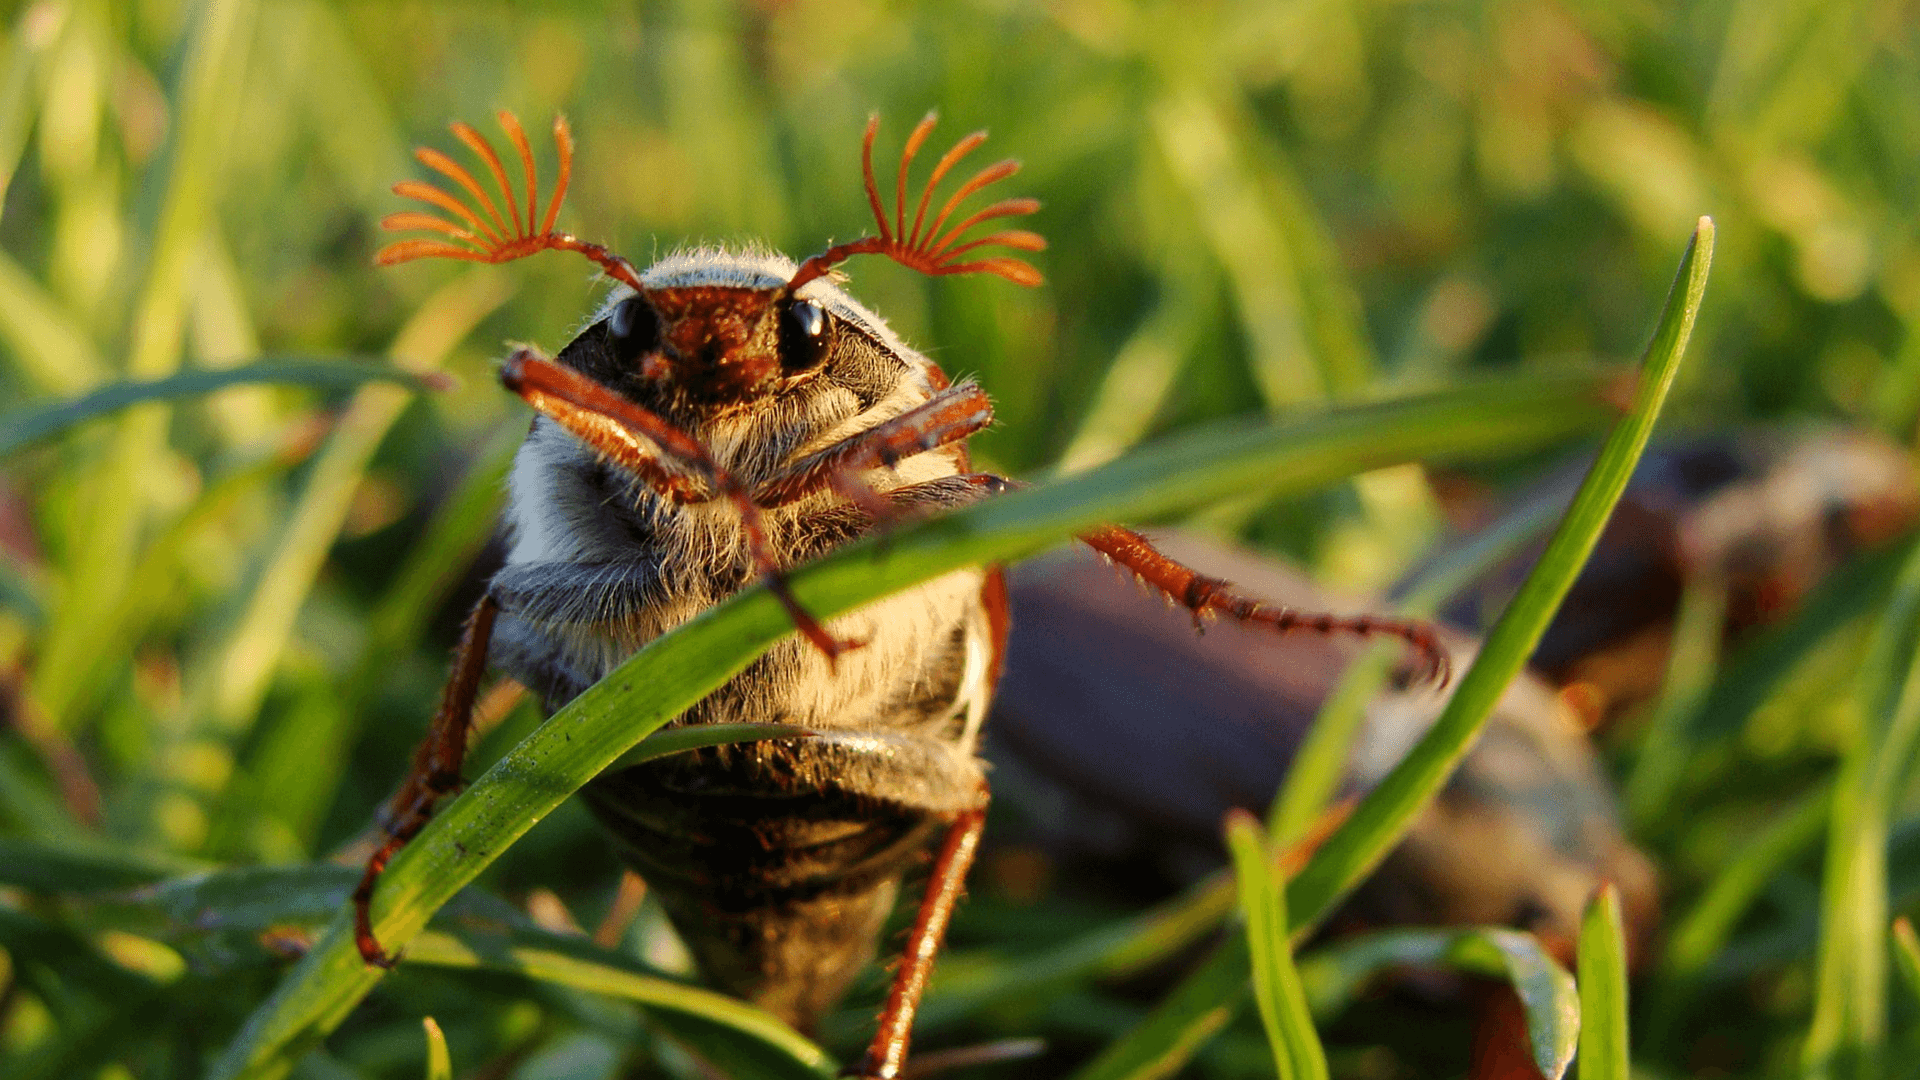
[495, 246, 994, 744]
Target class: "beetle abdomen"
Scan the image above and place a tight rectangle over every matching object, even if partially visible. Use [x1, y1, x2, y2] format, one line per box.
[584, 759, 944, 1029]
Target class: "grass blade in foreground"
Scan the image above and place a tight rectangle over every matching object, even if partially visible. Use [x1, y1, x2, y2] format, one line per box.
[1069, 217, 1713, 1080]
[420, 1018, 451, 1080]
[50, 858, 832, 1080]
[212, 371, 1612, 1080]
[1578, 886, 1631, 1080]
[923, 505, 1567, 1033]
[1225, 811, 1329, 1080]
[403, 930, 832, 1080]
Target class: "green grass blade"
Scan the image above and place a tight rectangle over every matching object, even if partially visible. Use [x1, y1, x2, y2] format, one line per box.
[1893, 918, 1920, 1003]
[1805, 536, 1920, 1076]
[1578, 885, 1631, 1080]
[1299, 927, 1578, 1077]
[402, 930, 832, 1080]
[0, 229, 110, 396]
[1666, 783, 1831, 975]
[607, 723, 821, 771]
[0, 358, 448, 457]
[30, 0, 258, 731]
[1224, 811, 1329, 1080]
[1070, 218, 1712, 1080]
[919, 872, 1238, 1032]
[209, 373, 1614, 1080]
[1623, 572, 1729, 828]
[1692, 534, 1916, 742]
[419, 1018, 450, 1080]
[218, 428, 520, 857]
[1268, 487, 1563, 844]
[1285, 217, 1712, 923]
[0, 2, 53, 226]
[48, 858, 830, 1079]
[1056, 256, 1216, 474]
[1151, 87, 1328, 405]
[197, 273, 508, 738]
[0, 837, 208, 892]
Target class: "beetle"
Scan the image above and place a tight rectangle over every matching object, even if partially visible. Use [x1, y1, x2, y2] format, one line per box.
[353, 111, 1449, 1078]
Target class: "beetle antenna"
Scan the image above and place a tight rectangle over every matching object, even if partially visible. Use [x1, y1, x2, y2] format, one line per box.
[377, 112, 645, 295]
[786, 113, 1046, 293]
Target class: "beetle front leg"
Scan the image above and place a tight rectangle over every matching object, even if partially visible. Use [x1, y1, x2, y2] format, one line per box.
[353, 594, 499, 967]
[501, 349, 858, 660]
[849, 787, 991, 1080]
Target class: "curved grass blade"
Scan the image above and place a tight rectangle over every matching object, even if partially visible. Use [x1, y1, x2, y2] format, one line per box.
[211, 372, 1615, 1080]
[1285, 218, 1711, 923]
[919, 870, 1238, 1032]
[0, 357, 449, 457]
[1269, 487, 1565, 844]
[1805, 534, 1920, 1076]
[1069, 217, 1712, 1080]
[1297, 927, 1579, 1078]
[1893, 918, 1920, 1003]
[402, 929, 832, 1080]
[917, 864, 1389, 1053]
[420, 1018, 451, 1080]
[1578, 885, 1631, 1080]
[1623, 572, 1729, 827]
[0, 837, 208, 893]
[1666, 782, 1831, 975]
[1224, 811, 1328, 1080]
[1692, 533, 1916, 741]
[47, 858, 830, 1080]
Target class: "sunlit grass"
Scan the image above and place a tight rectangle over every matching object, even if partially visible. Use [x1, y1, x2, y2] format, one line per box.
[1, 2, 1918, 1079]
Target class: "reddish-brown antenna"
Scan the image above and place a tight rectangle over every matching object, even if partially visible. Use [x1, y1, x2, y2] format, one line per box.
[786, 113, 1046, 293]
[377, 112, 645, 294]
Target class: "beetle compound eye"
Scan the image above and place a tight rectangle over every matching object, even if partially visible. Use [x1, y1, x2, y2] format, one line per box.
[607, 295, 661, 363]
[781, 298, 832, 371]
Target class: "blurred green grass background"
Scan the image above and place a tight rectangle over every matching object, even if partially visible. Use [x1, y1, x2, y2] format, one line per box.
[0, 0, 1917, 1077]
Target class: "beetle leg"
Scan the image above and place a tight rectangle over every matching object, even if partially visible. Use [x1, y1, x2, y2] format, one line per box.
[502, 348, 717, 505]
[848, 789, 991, 1080]
[754, 383, 995, 511]
[501, 349, 857, 661]
[1078, 525, 1452, 687]
[354, 594, 499, 967]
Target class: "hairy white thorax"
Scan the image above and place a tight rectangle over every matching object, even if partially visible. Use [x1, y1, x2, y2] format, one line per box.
[495, 250, 994, 755]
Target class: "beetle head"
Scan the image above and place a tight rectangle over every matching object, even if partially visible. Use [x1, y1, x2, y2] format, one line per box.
[377, 111, 1043, 412]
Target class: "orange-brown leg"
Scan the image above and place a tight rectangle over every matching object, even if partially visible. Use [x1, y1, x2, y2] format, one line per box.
[848, 794, 991, 1080]
[1078, 525, 1452, 687]
[753, 383, 995, 513]
[353, 594, 499, 966]
[501, 350, 857, 660]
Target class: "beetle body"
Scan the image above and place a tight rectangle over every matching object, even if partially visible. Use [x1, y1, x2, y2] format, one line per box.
[356, 112, 1449, 1077]
[492, 252, 1004, 1027]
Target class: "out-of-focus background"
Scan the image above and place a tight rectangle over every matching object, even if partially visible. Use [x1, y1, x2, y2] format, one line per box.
[1, 0, 1918, 1077]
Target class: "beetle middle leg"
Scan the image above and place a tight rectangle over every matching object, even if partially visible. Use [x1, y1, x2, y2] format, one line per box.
[353, 594, 499, 966]
[868, 468, 1451, 686]
[753, 382, 996, 515]
[1079, 525, 1453, 686]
